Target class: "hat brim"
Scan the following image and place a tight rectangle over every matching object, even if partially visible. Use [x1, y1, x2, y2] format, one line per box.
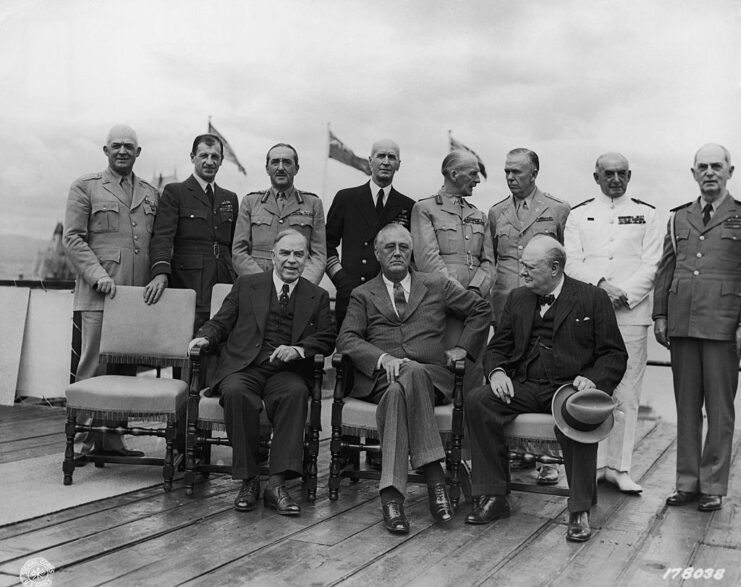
[551, 384, 614, 443]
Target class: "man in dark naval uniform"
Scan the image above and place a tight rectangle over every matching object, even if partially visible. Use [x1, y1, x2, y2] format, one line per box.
[146, 134, 238, 331]
[325, 138, 415, 330]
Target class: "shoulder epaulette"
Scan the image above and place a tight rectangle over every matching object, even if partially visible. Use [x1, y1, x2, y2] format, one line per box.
[491, 196, 511, 208]
[137, 178, 157, 190]
[541, 192, 567, 203]
[298, 190, 319, 199]
[571, 198, 594, 210]
[631, 197, 656, 209]
[670, 201, 693, 212]
[78, 172, 102, 181]
[416, 195, 438, 204]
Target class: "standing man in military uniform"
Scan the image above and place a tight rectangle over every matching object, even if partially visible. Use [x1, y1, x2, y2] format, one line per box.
[654, 143, 740, 513]
[232, 143, 326, 284]
[63, 124, 159, 455]
[488, 147, 570, 485]
[146, 134, 239, 331]
[325, 138, 415, 330]
[565, 152, 662, 494]
[411, 150, 495, 389]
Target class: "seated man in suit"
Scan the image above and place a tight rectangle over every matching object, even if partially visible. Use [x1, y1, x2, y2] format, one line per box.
[337, 224, 491, 534]
[465, 235, 627, 542]
[189, 229, 336, 514]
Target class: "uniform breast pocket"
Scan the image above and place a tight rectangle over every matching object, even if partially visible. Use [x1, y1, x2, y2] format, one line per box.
[90, 201, 120, 233]
[180, 208, 208, 222]
[288, 216, 314, 241]
[467, 222, 485, 253]
[533, 220, 558, 239]
[251, 215, 274, 244]
[433, 222, 458, 254]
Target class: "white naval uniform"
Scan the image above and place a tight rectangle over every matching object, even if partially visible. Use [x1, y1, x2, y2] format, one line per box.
[564, 192, 663, 472]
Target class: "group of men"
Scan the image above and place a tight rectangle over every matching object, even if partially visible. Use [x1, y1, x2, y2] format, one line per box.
[63, 124, 738, 543]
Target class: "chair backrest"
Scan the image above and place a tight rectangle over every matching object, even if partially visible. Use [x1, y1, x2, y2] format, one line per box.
[210, 283, 233, 318]
[99, 286, 195, 367]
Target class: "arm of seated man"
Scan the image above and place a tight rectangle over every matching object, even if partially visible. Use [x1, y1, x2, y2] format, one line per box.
[443, 346, 467, 367]
[488, 369, 514, 404]
[270, 345, 305, 363]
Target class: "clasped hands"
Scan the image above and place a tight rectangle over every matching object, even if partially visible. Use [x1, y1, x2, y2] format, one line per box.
[379, 347, 467, 384]
[489, 371, 595, 404]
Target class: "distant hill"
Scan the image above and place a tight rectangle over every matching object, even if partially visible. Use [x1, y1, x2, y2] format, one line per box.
[0, 234, 47, 280]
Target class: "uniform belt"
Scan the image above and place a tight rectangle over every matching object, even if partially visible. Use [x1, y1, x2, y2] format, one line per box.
[440, 252, 481, 267]
[174, 240, 230, 258]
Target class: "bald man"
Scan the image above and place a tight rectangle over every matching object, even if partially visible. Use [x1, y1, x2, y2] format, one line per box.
[654, 144, 740, 512]
[325, 139, 415, 330]
[63, 124, 159, 456]
[565, 152, 662, 494]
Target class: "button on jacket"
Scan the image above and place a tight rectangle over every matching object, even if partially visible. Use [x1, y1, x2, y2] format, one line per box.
[63, 167, 159, 311]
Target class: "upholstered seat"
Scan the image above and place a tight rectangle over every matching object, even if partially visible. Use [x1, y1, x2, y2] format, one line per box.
[63, 286, 195, 491]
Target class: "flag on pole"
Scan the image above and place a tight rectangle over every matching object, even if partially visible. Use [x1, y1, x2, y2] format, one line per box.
[208, 120, 247, 175]
[449, 132, 487, 179]
[328, 129, 371, 175]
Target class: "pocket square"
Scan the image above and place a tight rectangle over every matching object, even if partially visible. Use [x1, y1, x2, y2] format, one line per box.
[575, 316, 591, 322]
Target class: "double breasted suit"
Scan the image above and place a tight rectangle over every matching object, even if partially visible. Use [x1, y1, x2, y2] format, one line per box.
[338, 271, 491, 493]
[653, 195, 741, 496]
[149, 175, 238, 319]
[325, 182, 414, 328]
[466, 276, 627, 512]
[197, 272, 335, 479]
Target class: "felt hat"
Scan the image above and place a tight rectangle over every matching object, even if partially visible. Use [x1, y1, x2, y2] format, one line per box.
[552, 384, 615, 443]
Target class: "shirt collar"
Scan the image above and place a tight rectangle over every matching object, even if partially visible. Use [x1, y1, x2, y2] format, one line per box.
[700, 192, 728, 211]
[514, 185, 537, 206]
[270, 185, 296, 200]
[370, 181, 391, 201]
[382, 271, 411, 294]
[192, 173, 215, 193]
[108, 167, 134, 184]
[547, 275, 565, 300]
[272, 271, 299, 298]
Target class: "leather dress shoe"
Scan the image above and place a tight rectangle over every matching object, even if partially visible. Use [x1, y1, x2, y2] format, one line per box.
[234, 477, 261, 512]
[263, 485, 301, 516]
[465, 495, 510, 525]
[428, 483, 453, 522]
[382, 500, 410, 534]
[666, 490, 699, 506]
[566, 511, 591, 542]
[536, 465, 559, 485]
[697, 494, 722, 512]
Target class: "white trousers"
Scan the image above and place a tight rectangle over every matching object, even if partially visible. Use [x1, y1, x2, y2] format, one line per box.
[597, 324, 647, 473]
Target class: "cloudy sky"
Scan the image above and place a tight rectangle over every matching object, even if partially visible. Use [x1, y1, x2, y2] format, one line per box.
[1, 0, 739, 239]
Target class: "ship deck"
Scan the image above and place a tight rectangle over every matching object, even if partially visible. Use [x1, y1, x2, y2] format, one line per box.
[1, 395, 740, 587]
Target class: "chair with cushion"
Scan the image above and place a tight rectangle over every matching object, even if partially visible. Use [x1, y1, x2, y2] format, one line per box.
[63, 286, 195, 491]
[183, 283, 325, 501]
[328, 353, 470, 508]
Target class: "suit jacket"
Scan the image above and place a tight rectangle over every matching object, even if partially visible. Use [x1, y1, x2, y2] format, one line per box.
[196, 272, 336, 390]
[653, 195, 741, 340]
[488, 188, 570, 322]
[337, 271, 491, 399]
[325, 182, 414, 288]
[64, 167, 159, 311]
[486, 275, 627, 394]
[149, 175, 238, 313]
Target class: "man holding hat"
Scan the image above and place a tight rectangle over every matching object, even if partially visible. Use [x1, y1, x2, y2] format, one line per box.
[465, 235, 627, 542]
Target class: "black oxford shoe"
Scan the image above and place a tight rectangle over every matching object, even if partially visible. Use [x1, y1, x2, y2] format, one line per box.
[263, 485, 301, 516]
[566, 511, 591, 542]
[697, 494, 722, 512]
[234, 477, 261, 512]
[428, 483, 453, 522]
[666, 490, 699, 506]
[465, 495, 510, 525]
[382, 500, 410, 534]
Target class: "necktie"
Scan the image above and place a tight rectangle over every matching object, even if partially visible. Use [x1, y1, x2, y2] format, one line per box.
[537, 294, 555, 307]
[205, 184, 214, 209]
[702, 203, 713, 226]
[277, 192, 287, 213]
[375, 189, 384, 215]
[120, 176, 133, 207]
[279, 283, 290, 312]
[517, 199, 528, 221]
[393, 282, 407, 319]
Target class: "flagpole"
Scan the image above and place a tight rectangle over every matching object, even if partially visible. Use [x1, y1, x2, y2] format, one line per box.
[322, 122, 330, 206]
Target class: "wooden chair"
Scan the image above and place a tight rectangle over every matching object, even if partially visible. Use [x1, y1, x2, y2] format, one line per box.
[328, 353, 470, 509]
[63, 286, 195, 491]
[504, 414, 567, 496]
[183, 283, 325, 501]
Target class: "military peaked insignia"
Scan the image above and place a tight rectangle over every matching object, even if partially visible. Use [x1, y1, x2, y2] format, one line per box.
[723, 216, 741, 228]
[536, 216, 554, 222]
[291, 210, 314, 216]
[463, 217, 485, 225]
[618, 215, 646, 225]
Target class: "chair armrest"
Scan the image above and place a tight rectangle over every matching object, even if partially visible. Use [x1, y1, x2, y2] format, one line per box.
[332, 353, 351, 400]
[450, 359, 466, 409]
[311, 355, 325, 401]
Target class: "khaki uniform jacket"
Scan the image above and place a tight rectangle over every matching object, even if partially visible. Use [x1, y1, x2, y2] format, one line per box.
[564, 194, 662, 326]
[488, 188, 570, 322]
[411, 192, 496, 297]
[653, 194, 741, 340]
[63, 167, 159, 311]
[232, 186, 326, 284]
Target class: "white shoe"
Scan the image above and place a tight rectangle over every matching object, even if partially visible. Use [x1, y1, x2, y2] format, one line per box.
[604, 468, 642, 494]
